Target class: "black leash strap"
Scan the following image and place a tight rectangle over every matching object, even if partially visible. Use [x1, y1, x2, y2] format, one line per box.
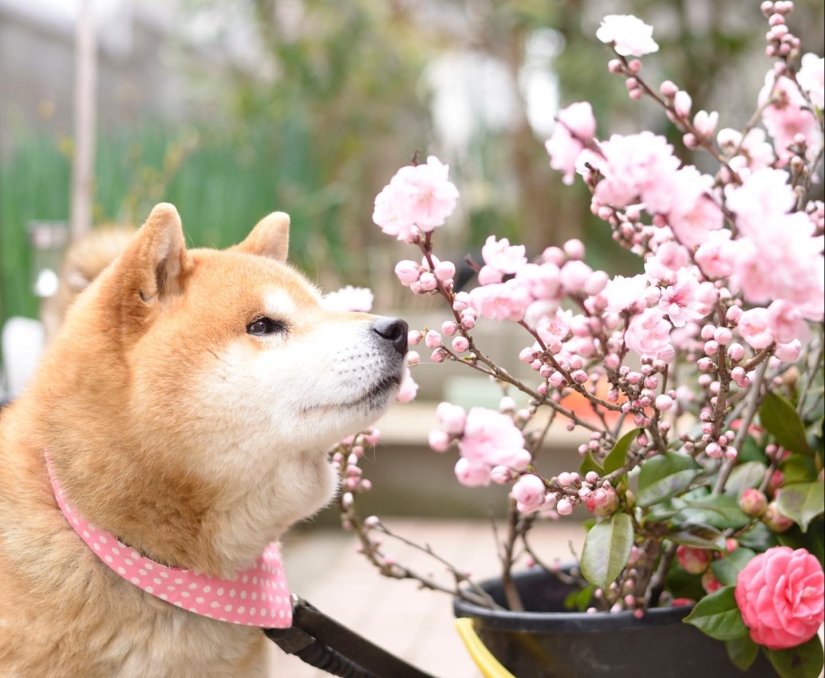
[265, 596, 437, 678]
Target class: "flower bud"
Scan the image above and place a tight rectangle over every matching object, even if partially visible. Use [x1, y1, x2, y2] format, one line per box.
[763, 501, 794, 533]
[674, 91, 692, 118]
[428, 429, 451, 453]
[434, 260, 456, 282]
[584, 487, 620, 517]
[677, 545, 712, 574]
[425, 330, 442, 349]
[556, 497, 574, 516]
[740, 489, 768, 518]
[660, 80, 678, 98]
[490, 466, 513, 485]
[655, 394, 674, 411]
[419, 271, 437, 291]
[394, 260, 421, 286]
[701, 571, 722, 594]
[452, 336, 470, 353]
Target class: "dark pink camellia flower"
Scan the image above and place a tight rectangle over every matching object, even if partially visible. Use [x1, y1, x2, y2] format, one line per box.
[735, 546, 824, 650]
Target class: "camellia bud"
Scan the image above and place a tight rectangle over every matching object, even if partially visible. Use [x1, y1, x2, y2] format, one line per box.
[701, 571, 722, 594]
[676, 545, 712, 574]
[763, 501, 794, 533]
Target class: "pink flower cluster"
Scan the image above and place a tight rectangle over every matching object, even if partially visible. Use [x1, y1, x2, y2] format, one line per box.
[429, 404, 531, 487]
[373, 156, 459, 243]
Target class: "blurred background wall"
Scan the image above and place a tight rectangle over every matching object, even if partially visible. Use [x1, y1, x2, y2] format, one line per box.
[2, 0, 824, 330]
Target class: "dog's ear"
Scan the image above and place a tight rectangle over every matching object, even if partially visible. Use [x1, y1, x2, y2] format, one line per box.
[230, 212, 290, 262]
[111, 203, 190, 306]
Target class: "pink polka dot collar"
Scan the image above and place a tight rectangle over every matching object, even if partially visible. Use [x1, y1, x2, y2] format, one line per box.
[46, 456, 293, 628]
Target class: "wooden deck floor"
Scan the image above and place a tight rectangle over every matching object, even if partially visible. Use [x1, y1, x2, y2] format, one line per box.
[268, 519, 585, 678]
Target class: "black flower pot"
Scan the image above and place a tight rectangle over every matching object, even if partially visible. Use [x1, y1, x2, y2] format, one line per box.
[454, 569, 778, 677]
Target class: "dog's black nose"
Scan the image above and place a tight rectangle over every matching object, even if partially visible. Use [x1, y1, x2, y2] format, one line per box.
[372, 317, 409, 356]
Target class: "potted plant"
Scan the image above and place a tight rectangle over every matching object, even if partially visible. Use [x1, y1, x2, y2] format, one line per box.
[324, 3, 824, 677]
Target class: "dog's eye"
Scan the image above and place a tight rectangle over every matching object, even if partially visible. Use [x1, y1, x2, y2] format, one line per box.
[247, 318, 287, 336]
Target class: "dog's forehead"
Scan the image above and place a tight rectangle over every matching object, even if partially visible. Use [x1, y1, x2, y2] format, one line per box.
[190, 249, 322, 309]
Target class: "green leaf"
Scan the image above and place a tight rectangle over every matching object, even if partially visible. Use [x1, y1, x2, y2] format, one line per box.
[765, 635, 824, 678]
[780, 455, 818, 484]
[738, 435, 767, 464]
[726, 635, 759, 672]
[580, 513, 634, 590]
[603, 428, 641, 474]
[738, 521, 778, 552]
[682, 494, 752, 530]
[725, 461, 768, 495]
[579, 451, 604, 477]
[563, 585, 594, 612]
[760, 392, 813, 457]
[666, 564, 705, 602]
[637, 453, 701, 507]
[683, 586, 748, 641]
[776, 482, 825, 532]
[667, 523, 727, 551]
[711, 548, 756, 587]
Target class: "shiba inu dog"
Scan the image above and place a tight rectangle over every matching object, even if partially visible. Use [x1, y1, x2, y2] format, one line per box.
[0, 204, 408, 677]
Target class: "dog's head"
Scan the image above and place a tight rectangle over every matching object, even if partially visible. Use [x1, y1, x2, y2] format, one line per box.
[36, 204, 407, 573]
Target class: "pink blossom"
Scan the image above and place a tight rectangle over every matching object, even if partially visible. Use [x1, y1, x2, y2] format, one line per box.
[603, 274, 649, 313]
[321, 286, 374, 312]
[797, 53, 824, 109]
[458, 407, 528, 468]
[665, 167, 724, 249]
[373, 186, 418, 242]
[512, 475, 546, 514]
[468, 279, 532, 322]
[594, 133, 681, 210]
[524, 300, 559, 329]
[546, 103, 596, 186]
[454, 458, 491, 487]
[373, 156, 459, 240]
[481, 235, 527, 274]
[774, 339, 802, 362]
[515, 263, 561, 300]
[759, 73, 821, 161]
[726, 168, 796, 236]
[659, 268, 712, 328]
[645, 242, 689, 284]
[596, 15, 659, 57]
[625, 307, 674, 360]
[738, 308, 774, 349]
[695, 230, 736, 278]
[767, 300, 810, 344]
[437, 402, 467, 435]
[478, 265, 503, 285]
[735, 547, 824, 650]
[730, 213, 825, 311]
[536, 308, 572, 344]
[395, 368, 419, 403]
[559, 260, 593, 294]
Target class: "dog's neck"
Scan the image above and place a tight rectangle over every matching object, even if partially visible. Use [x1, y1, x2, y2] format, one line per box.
[42, 441, 333, 577]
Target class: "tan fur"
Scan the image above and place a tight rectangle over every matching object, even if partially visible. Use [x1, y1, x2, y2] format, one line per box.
[41, 225, 136, 345]
[0, 204, 404, 677]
